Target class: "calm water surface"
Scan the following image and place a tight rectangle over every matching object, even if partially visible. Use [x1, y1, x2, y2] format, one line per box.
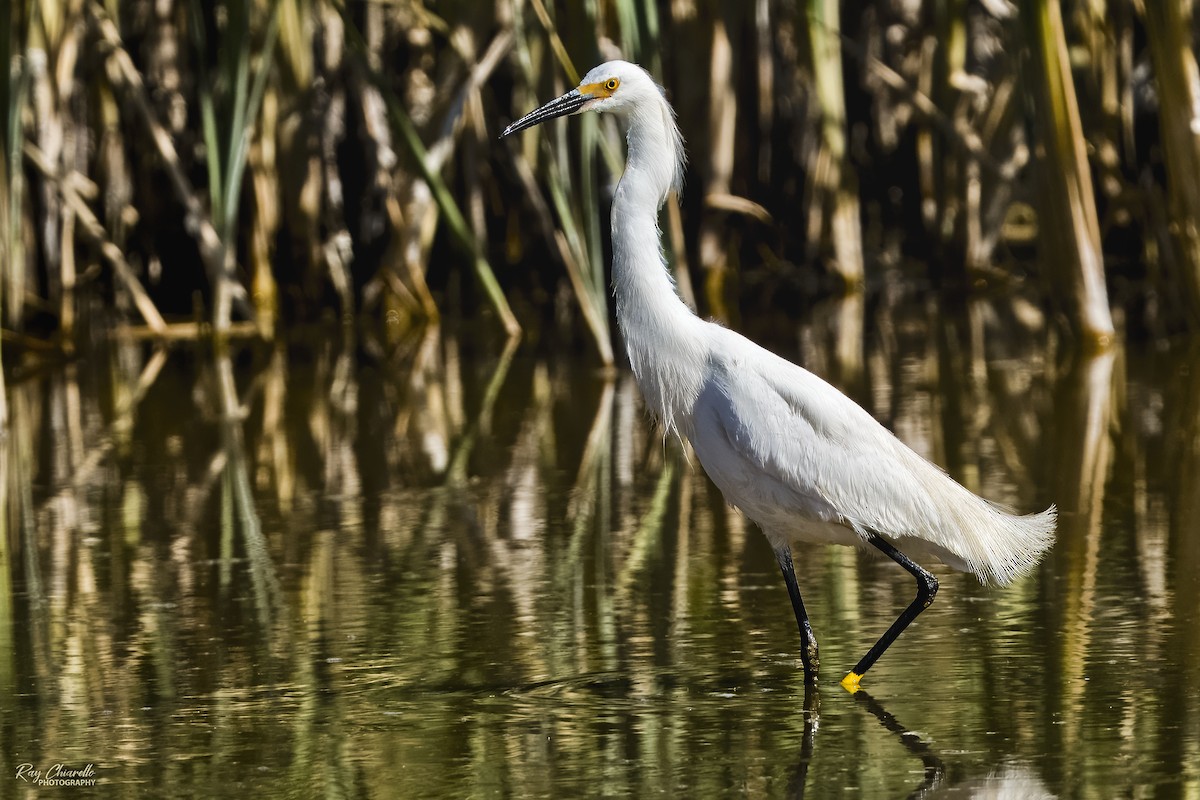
[2, 298, 1199, 798]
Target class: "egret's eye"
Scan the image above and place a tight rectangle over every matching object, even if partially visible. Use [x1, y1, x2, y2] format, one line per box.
[605, 78, 619, 92]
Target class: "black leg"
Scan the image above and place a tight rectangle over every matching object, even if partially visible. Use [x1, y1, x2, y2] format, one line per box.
[841, 533, 939, 692]
[775, 545, 820, 684]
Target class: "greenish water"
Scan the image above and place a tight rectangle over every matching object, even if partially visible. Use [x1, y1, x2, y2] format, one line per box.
[2, 298, 1199, 798]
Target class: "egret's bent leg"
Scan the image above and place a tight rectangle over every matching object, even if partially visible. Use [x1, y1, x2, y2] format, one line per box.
[774, 545, 820, 684]
[840, 534, 939, 692]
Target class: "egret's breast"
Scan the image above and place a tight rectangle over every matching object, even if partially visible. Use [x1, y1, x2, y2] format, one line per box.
[686, 416, 842, 527]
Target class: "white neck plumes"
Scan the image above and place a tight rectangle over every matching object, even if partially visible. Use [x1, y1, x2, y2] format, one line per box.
[610, 88, 705, 435]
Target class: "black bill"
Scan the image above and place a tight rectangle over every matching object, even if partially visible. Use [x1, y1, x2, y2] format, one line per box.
[501, 88, 587, 138]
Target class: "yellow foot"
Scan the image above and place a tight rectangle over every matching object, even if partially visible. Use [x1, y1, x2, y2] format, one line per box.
[840, 671, 863, 693]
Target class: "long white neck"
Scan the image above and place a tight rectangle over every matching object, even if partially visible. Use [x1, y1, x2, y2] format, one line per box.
[611, 95, 706, 434]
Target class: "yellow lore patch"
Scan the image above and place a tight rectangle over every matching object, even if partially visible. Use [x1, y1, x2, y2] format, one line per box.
[580, 77, 620, 99]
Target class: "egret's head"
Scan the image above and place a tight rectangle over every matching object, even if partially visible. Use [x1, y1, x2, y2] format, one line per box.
[501, 61, 660, 137]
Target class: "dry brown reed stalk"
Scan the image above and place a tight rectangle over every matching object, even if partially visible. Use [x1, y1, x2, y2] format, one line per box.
[1021, 0, 1114, 345]
[88, 2, 253, 332]
[928, 0, 967, 260]
[332, 1, 520, 339]
[527, 0, 580, 84]
[23, 142, 167, 335]
[113, 321, 259, 341]
[806, 0, 863, 290]
[697, 13, 738, 320]
[852, 20, 1019, 270]
[27, 0, 84, 343]
[249, 87, 280, 340]
[0, 13, 17, 428]
[754, 0, 773, 183]
[2, 6, 30, 334]
[1141, 1, 1200, 328]
[1075, 0, 1127, 202]
[351, 6, 437, 327]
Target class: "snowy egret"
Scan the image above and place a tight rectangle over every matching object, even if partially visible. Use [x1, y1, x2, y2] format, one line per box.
[503, 61, 1056, 690]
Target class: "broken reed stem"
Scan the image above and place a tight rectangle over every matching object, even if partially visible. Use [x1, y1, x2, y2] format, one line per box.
[87, 1, 250, 337]
[859, 49, 1007, 178]
[427, 30, 514, 172]
[331, 1, 520, 338]
[114, 321, 259, 341]
[24, 142, 168, 335]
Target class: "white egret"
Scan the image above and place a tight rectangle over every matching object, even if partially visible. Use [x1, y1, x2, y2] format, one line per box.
[502, 61, 1056, 691]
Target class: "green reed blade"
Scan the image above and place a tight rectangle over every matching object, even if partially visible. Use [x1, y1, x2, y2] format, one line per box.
[187, 0, 225, 230]
[223, 0, 282, 242]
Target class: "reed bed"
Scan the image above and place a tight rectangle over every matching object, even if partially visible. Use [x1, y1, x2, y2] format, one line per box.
[2, 0, 1200, 372]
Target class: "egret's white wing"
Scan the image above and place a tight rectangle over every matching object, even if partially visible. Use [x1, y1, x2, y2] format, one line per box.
[691, 339, 942, 540]
[689, 330, 1054, 583]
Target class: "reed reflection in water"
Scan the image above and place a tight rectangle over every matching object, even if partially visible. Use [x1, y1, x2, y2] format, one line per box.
[2, 297, 1199, 798]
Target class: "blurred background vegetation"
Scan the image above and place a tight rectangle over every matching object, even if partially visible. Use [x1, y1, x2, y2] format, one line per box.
[2, 0, 1200, 376]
